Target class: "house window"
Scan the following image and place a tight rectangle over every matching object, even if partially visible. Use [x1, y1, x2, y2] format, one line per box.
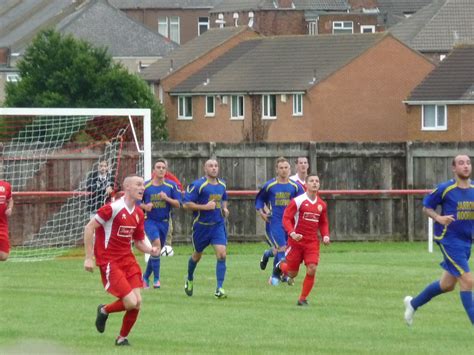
[205, 96, 215, 117]
[262, 95, 277, 119]
[422, 104, 447, 130]
[333, 21, 353, 34]
[198, 17, 209, 35]
[293, 94, 303, 116]
[6, 74, 20, 82]
[231, 95, 244, 119]
[158, 16, 180, 43]
[178, 96, 192, 119]
[308, 21, 317, 35]
[360, 25, 375, 33]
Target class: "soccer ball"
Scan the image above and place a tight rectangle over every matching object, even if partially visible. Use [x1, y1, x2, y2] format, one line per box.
[160, 245, 174, 257]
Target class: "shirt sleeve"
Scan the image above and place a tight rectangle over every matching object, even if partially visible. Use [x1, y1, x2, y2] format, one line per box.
[282, 199, 297, 234]
[255, 184, 268, 210]
[296, 184, 305, 196]
[184, 182, 199, 204]
[133, 211, 145, 241]
[171, 183, 182, 203]
[95, 204, 112, 225]
[423, 184, 444, 210]
[318, 203, 330, 238]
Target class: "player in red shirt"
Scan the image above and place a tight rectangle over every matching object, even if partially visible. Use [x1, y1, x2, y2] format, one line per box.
[84, 175, 160, 346]
[274, 173, 330, 306]
[0, 179, 13, 261]
[290, 156, 309, 191]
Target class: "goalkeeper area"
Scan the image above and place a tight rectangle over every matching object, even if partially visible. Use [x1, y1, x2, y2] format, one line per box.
[0, 243, 472, 353]
[0, 108, 151, 261]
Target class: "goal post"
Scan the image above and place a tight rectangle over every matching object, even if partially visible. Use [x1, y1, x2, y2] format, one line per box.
[0, 107, 152, 261]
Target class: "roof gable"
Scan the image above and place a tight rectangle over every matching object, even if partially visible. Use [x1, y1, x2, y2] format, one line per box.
[407, 45, 474, 102]
[377, 0, 434, 27]
[170, 33, 388, 94]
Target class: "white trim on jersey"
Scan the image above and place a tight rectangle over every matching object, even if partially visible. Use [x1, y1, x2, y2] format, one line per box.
[105, 263, 111, 290]
[101, 198, 130, 248]
[293, 193, 318, 230]
[290, 174, 305, 187]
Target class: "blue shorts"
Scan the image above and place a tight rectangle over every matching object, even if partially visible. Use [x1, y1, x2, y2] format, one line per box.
[264, 222, 287, 249]
[437, 242, 471, 277]
[144, 219, 169, 246]
[192, 222, 227, 253]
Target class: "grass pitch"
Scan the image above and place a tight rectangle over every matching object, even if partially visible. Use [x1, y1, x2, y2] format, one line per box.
[0, 242, 473, 354]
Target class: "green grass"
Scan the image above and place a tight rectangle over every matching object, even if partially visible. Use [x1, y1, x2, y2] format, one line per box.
[0, 242, 473, 354]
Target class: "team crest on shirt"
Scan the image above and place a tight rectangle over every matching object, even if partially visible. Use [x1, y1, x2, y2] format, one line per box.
[0, 186, 4, 192]
[317, 205, 323, 212]
[122, 213, 126, 219]
[135, 214, 139, 223]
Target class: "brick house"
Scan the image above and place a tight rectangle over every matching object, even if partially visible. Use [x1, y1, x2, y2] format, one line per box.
[158, 33, 434, 142]
[109, 0, 223, 45]
[405, 45, 474, 142]
[210, 0, 385, 35]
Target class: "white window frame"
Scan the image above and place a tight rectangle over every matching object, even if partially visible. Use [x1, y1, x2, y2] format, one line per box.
[205, 95, 215, 117]
[170, 16, 180, 44]
[422, 104, 447, 131]
[6, 74, 20, 82]
[230, 95, 244, 120]
[333, 21, 353, 34]
[360, 25, 375, 33]
[262, 94, 277, 120]
[178, 96, 193, 120]
[198, 17, 209, 36]
[293, 94, 303, 116]
[158, 17, 169, 38]
[308, 21, 317, 35]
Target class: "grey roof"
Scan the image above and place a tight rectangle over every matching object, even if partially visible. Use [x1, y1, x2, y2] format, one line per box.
[407, 45, 474, 102]
[57, 0, 177, 57]
[141, 26, 250, 81]
[390, 0, 474, 52]
[377, 0, 434, 27]
[0, 0, 77, 51]
[170, 33, 387, 94]
[211, 0, 349, 12]
[109, 0, 223, 9]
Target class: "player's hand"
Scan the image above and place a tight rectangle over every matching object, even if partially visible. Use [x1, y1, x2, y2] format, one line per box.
[259, 210, 269, 223]
[436, 215, 455, 226]
[222, 208, 229, 218]
[205, 200, 216, 210]
[158, 191, 167, 200]
[106, 186, 113, 195]
[150, 246, 160, 257]
[142, 202, 153, 212]
[84, 258, 94, 272]
[5, 208, 12, 217]
[322, 236, 330, 245]
[290, 232, 303, 241]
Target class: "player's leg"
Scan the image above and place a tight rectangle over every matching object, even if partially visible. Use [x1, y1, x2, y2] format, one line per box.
[143, 220, 160, 288]
[213, 243, 227, 298]
[0, 234, 10, 261]
[116, 288, 142, 346]
[269, 227, 286, 285]
[274, 245, 301, 285]
[185, 225, 206, 296]
[454, 246, 474, 324]
[166, 218, 174, 246]
[298, 263, 317, 306]
[260, 223, 275, 270]
[150, 223, 169, 288]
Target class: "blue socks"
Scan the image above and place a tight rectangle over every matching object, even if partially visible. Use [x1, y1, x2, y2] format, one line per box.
[460, 291, 474, 324]
[216, 259, 226, 289]
[150, 256, 160, 282]
[143, 259, 152, 280]
[187, 257, 197, 281]
[411, 280, 443, 310]
[272, 251, 285, 278]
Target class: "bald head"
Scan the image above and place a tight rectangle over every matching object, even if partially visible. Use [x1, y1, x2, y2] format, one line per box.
[204, 159, 219, 179]
[451, 154, 471, 180]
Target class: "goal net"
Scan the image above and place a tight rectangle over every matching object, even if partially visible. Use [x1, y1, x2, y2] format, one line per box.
[0, 108, 151, 261]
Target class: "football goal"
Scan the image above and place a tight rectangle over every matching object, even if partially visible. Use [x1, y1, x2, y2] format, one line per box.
[0, 108, 151, 261]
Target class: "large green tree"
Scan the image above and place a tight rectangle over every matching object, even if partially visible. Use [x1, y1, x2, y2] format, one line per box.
[5, 29, 167, 139]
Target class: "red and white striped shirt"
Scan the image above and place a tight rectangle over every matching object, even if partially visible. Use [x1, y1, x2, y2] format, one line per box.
[94, 198, 145, 266]
[283, 193, 329, 243]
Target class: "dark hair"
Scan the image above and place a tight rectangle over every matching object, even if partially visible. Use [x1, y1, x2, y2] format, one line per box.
[294, 156, 308, 164]
[305, 172, 319, 182]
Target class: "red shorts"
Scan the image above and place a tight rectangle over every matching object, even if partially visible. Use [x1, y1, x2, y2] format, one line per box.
[99, 256, 142, 298]
[285, 241, 320, 272]
[0, 230, 10, 254]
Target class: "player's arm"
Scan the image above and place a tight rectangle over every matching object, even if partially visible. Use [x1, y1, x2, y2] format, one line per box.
[222, 200, 229, 218]
[183, 201, 216, 211]
[423, 207, 455, 226]
[255, 186, 270, 222]
[5, 196, 13, 217]
[135, 239, 160, 256]
[83, 218, 100, 272]
[318, 205, 330, 245]
[159, 191, 180, 208]
[283, 200, 302, 241]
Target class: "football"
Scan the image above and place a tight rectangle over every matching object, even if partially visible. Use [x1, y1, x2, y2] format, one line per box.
[160, 245, 174, 257]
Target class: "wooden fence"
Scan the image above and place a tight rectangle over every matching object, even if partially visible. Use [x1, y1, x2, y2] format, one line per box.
[6, 141, 474, 245]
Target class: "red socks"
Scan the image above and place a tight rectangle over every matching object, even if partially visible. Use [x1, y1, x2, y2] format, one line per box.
[299, 274, 315, 301]
[280, 261, 289, 276]
[104, 299, 125, 314]
[120, 309, 139, 337]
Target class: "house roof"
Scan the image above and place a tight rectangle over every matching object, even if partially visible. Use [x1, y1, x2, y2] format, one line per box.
[389, 0, 474, 52]
[0, 0, 78, 51]
[211, 0, 349, 13]
[170, 33, 387, 94]
[377, 0, 434, 28]
[56, 0, 177, 57]
[140, 26, 251, 82]
[108, 0, 223, 9]
[407, 45, 474, 102]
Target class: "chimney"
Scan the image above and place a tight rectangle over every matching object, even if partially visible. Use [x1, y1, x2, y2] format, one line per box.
[277, 0, 293, 9]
